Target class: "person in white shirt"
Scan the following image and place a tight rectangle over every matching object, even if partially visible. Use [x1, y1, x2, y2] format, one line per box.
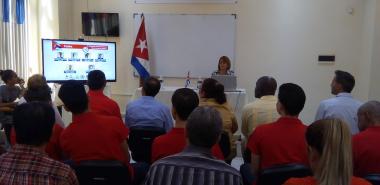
[315, 70, 362, 134]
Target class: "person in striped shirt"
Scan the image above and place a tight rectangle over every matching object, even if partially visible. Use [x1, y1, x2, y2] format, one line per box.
[0, 102, 78, 185]
[144, 106, 242, 185]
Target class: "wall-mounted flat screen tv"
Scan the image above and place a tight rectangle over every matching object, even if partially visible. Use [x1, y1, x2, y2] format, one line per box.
[82, 12, 120, 37]
[42, 39, 117, 83]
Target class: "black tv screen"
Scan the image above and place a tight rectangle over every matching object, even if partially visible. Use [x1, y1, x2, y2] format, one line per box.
[82, 12, 119, 37]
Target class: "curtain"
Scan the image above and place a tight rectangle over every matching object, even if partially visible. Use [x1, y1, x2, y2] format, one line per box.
[0, 0, 29, 80]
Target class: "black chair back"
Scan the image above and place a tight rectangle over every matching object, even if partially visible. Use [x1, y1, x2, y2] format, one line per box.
[364, 174, 380, 185]
[128, 127, 166, 163]
[71, 160, 131, 185]
[257, 163, 312, 185]
[218, 131, 231, 159]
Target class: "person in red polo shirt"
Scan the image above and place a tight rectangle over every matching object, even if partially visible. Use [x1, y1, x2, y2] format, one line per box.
[151, 88, 224, 162]
[87, 70, 122, 119]
[353, 100, 380, 177]
[58, 80, 130, 166]
[247, 83, 309, 178]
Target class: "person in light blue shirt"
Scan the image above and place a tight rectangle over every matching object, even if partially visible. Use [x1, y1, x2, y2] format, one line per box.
[125, 77, 173, 132]
[315, 70, 363, 134]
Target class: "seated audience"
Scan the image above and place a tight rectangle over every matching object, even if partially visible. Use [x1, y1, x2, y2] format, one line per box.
[199, 78, 238, 162]
[151, 88, 224, 162]
[315, 70, 362, 134]
[242, 76, 279, 140]
[247, 83, 309, 177]
[145, 107, 242, 185]
[0, 102, 78, 184]
[125, 77, 173, 132]
[10, 78, 64, 160]
[353, 100, 380, 177]
[21, 74, 64, 127]
[58, 80, 130, 166]
[284, 119, 371, 185]
[87, 70, 122, 119]
[241, 76, 279, 163]
[0, 69, 25, 143]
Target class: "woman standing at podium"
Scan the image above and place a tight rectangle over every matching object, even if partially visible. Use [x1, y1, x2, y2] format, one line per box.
[211, 56, 235, 76]
[199, 78, 238, 164]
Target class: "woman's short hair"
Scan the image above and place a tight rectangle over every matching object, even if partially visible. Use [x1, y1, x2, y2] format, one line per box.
[201, 78, 226, 104]
[27, 74, 47, 90]
[218, 56, 231, 71]
[306, 119, 352, 185]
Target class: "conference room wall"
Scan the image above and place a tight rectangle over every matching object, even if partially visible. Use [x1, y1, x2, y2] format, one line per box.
[58, 0, 376, 124]
[368, 0, 380, 100]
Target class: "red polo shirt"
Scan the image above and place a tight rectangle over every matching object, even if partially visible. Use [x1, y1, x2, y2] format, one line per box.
[353, 126, 380, 177]
[247, 117, 308, 170]
[88, 90, 122, 119]
[10, 124, 64, 161]
[151, 127, 225, 162]
[60, 112, 129, 165]
[284, 176, 371, 185]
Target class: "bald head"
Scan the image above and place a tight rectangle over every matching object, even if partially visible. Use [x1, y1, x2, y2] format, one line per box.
[255, 76, 277, 98]
[357, 101, 380, 131]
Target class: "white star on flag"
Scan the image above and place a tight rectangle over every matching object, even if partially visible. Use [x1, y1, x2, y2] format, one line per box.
[136, 39, 147, 53]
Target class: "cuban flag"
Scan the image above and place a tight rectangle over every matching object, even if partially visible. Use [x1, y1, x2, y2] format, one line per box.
[131, 14, 150, 80]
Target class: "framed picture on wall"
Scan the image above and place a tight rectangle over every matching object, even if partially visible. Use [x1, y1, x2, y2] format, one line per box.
[135, 0, 237, 4]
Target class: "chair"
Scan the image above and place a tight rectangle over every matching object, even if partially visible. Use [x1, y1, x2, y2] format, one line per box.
[128, 126, 166, 163]
[364, 174, 380, 185]
[243, 148, 252, 163]
[257, 163, 312, 185]
[71, 160, 131, 185]
[218, 131, 231, 160]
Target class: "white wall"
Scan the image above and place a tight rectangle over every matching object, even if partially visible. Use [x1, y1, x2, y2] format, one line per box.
[368, 0, 380, 100]
[28, 0, 60, 74]
[57, 0, 378, 124]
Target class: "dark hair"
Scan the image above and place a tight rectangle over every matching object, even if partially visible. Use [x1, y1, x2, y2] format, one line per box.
[24, 85, 52, 102]
[335, 70, 355, 93]
[143, 77, 161, 97]
[13, 102, 55, 146]
[171, 88, 199, 121]
[186, 107, 222, 148]
[201, 78, 226, 104]
[0, 69, 16, 83]
[58, 80, 88, 114]
[278, 83, 306, 116]
[87, 70, 106, 90]
[255, 76, 277, 98]
[218, 56, 231, 71]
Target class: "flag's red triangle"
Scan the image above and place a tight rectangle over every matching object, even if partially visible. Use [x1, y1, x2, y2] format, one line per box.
[132, 16, 149, 61]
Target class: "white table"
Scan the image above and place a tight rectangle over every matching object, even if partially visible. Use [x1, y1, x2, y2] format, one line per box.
[132, 86, 247, 135]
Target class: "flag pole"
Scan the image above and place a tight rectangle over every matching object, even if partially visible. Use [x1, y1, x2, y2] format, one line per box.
[139, 13, 145, 87]
[131, 12, 149, 87]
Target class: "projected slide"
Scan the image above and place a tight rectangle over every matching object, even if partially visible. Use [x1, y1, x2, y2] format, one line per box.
[42, 39, 116, 82]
